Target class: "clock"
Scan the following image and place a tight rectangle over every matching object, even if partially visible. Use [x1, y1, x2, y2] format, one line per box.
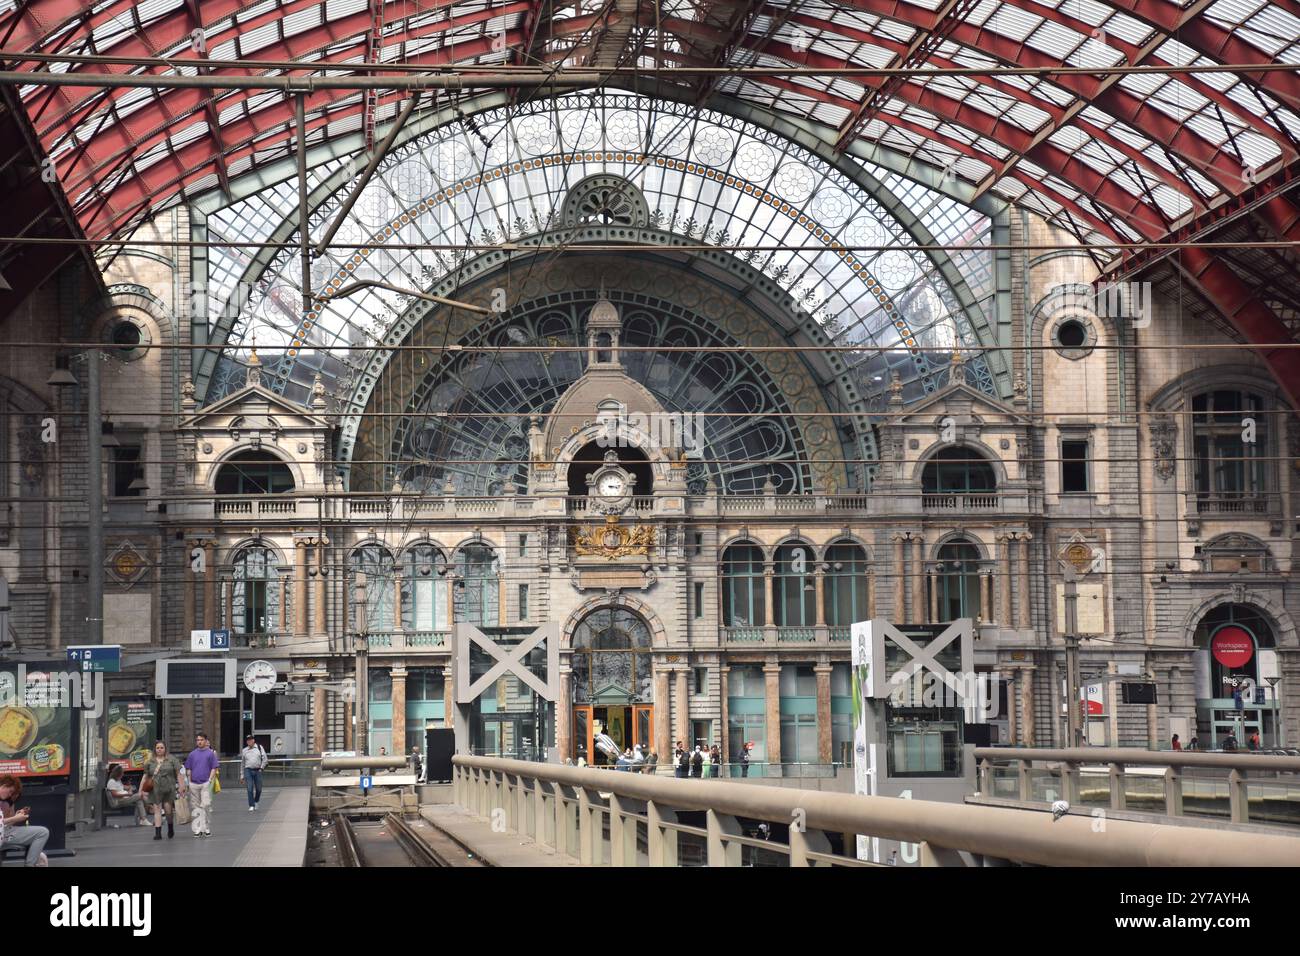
[586, 451, 636, 514]
[243, 660, 277, 695]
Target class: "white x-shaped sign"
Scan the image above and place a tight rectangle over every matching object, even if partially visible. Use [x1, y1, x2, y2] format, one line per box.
[883, 620, 967, 696]
[460, 624, 557, 703]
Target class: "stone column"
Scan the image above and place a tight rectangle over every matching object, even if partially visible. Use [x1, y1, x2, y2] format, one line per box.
[313, 688, 327, 753]
[391, 666, 407, 755]
[443, 662, 455, 729]
[1006, 669, 1018, 745]
[814, 564, 826, 626]
[815, 663, 833, 765]
[202, 541, 217, 629]
[764, 561, 776, 627]
[866, 570, 876, 618]
[392, 569, 403, 634]
[719, 665, 730, 770]
[313, 539, 328, 636]
[655, 666, 672, 758]
[910, 536, 925, 624]
[1017, 534, 1032, 630]
[980, 572, 992, 625]
[278, 571, 289, 632]
[892, 535, 905, 622]
[223, 576, 233, 631]
[294, 538, 308, 635]
[675, 668, 690, 749]
[928, 569, 938, 623]
[556, 664, 572, 761]
[763, 662, 782, 767]
[1020, 665, 1036, 747]
[998, 534, 1012, 626]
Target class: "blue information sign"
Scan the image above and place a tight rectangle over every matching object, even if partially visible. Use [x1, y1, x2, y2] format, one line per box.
[210, 629, 231, 650]
[360, 775, 373, 789]
[66, 645, 121, 673]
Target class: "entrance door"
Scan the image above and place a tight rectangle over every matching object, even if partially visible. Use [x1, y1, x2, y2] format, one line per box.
[633, 705, 654, 754]
[573, 704, 592, 764]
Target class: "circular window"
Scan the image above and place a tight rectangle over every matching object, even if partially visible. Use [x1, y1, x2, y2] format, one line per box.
[111, 321, 142, 351]
[99, 311, 153, 361]
[1051, 315, 1095, 359]
[1056, 320, 1087, 349]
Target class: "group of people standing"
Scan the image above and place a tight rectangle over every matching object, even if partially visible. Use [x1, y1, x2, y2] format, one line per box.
[674, 742, 723, 778]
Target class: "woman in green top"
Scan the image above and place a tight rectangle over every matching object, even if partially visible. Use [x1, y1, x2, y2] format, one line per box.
[141, 741, 183, 840]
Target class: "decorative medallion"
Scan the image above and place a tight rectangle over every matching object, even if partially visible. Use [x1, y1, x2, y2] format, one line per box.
[106, 542, 149, 586]
[570, 516, 655, 559]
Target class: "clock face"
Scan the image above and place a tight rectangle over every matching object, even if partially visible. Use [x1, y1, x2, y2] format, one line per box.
[243, 660, 277, 695]
[597, 472, 627, 499]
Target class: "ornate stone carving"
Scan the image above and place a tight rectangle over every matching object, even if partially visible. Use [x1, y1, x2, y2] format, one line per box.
[1149, 414, 1177, 481]
[569, 516, 655, 559]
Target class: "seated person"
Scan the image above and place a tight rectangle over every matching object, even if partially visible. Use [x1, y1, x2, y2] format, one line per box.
[105, 765, 149, 825]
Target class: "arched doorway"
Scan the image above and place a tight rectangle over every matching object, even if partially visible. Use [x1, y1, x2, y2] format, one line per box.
[569, 607, 655, 765]
[1193, 604, 1280, 748]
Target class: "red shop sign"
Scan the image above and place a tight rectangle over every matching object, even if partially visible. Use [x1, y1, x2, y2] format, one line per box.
[1211, 626, 1254, 669]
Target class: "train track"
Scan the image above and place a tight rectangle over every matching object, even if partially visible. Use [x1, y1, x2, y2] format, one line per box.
[332, 812, 489, 867]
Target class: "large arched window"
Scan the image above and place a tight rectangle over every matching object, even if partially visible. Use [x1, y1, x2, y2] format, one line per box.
[772, 543, 815, 627]
[721, 543, 766, 627]
[1192, 389, 1267, 503]
[932, 538, 982, 622]
[570, 607, 653, 704]
[214, 451, 295, 494]
[824, 541, 868, 626]
[401, 544, 447, 631]
[454, 544, 499, 626]
[922, 447, 996, 496]
[231, 546, 280, 635]
[350, 544, 395, 631]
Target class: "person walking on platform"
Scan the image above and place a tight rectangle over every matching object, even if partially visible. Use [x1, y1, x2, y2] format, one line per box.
[183, 732, 221, 837]
[410, 746, 424, 783]
[142, 741, 184, 840]
[240, 735, 268, 812]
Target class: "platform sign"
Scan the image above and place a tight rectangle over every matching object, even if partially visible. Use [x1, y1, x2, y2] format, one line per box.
[360, 775, 373, 789]
[190, 629, 231, 652]
[66, 645, 121, 673]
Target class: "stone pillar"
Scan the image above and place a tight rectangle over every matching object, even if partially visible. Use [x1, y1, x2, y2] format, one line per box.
[763, 662, 781, 766]
[556, 665, 572, 761]
[313, 688, 327, 753]
[910, 536, 925, 624]
[391, 666, 407, 755]
[294, 538, 308, 635]
[1020, 665, 1036, 747]
[278, 571, 289, 632]
[814, 564, 826, 626]
[675, 668, 690, 749]
[866, 570, 876, 618]
[1017, 535, 1032, 630]
[719, 665, 730, 771]
[392, 569, 403, 633]
[655, 666, 672, 759]
[313, 539, 328, 635]
[928, 569, 938, 624]
[1006, 669, 1018, 745]
[980, 572, 992, 624]
[443, 662, 455, 729]
[223, 576, 233, 631]
[998, 534, 1012, 626]
[202, 541, 217, 629]
[764, 561, 776, 627]
[892, 536, 905, 622]
[815, 663, 833, 765]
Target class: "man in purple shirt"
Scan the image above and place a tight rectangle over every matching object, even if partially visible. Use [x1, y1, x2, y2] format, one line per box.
[184, 733, 221, 837]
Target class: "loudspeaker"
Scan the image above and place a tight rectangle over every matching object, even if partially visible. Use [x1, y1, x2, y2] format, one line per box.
[425, 728, 455, 783]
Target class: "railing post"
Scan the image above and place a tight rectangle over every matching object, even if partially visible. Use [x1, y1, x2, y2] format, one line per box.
[978, 758, 992, 795]
[1108, 763, 1127, 811]
[706, 809, 742, 867]
[554, 786, 576, 859]
[1017, 759, 1031, 801]
[789, 825, 832, 867]
[609, 794, 638, 867]
[516, 774, 530, 838]
[919, 841, 966, 867]
[535, 780, 550, 847]
[1059, 761, 1080, 804]
[1229, 769, 1249, 823]
[578, 787, 600, 866]
[1164, 766, 1183, 817]
[647, 800, 678, 867]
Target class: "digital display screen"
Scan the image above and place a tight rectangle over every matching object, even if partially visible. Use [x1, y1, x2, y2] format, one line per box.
[166, 662, 230, 696]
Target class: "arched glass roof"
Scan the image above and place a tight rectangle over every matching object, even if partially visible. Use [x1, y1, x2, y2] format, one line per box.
[4, 0, 1296, 254]
[197, 92, 999, 411]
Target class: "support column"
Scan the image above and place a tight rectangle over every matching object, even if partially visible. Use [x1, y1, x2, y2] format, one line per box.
[1020, 665, 1036, 747]
[764, 561, 776, 628]
[343, 699, 354, 750]
[719, 665, 730, 772]
[655, 666, 672, 759]
[815, 663, 833, 765]
[443, 662, 455, 729]
[998, 534, 1012, 627]
[202, 541, 216, 629]
[1017, 534, 1032, 630]
[763, 661, 781, 768]
[223, 575, 233, 631]
[814, 564, 826, 626]
[910, 536, 925, 624]
[278, 571, 289, 633]
[1007, 670, 1018, 745]
[892, 535, 905, 622]
[294, 538, 308, 635]
[314, 538, 329, 636]
[392, 569, 403, 635]
[313, 688, 327, 753]
[556, 665, 572, 761]
[866, 570, 876, 618]
[675, 668, 690, 750]
[980, 572, 992, 625]
[928, 569, 938, 624]
[391, 666, 407, 755]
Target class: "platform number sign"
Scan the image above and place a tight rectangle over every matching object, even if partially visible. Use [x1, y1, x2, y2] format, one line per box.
[360, 775, 373, 790]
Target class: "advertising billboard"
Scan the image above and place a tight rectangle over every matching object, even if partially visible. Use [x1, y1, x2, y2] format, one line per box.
[106, 698, 157, 770]
[0, 664, 78, 778]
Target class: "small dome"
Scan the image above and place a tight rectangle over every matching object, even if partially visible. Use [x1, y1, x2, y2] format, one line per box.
[588, 297, 620, 328]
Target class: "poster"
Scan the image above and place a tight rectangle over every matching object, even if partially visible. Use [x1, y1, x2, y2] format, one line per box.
[106, 699, 157, 770]
[0, 665, 76, 778]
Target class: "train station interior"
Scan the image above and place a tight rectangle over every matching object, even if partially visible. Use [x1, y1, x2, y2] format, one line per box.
[0, 0, 1299, 881]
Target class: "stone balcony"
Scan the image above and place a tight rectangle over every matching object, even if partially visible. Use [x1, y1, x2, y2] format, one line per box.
[722, 625, 853, 645]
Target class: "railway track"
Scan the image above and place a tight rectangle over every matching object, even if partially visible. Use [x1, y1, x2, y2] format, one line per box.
[332, 812, 489, 867]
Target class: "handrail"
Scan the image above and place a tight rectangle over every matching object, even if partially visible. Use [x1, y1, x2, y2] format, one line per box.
[975, 747, 1300, 772]
[453, 755, 1300, 866]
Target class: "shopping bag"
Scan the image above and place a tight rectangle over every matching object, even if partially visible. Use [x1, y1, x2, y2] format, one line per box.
[211, 771, 221, 794]
[175, 793, 192, 826]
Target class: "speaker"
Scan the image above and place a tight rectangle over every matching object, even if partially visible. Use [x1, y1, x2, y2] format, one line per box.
[424, 728, 455, 783]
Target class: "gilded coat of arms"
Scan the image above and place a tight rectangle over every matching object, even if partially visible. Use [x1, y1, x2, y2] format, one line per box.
[570, 516, 655, 559]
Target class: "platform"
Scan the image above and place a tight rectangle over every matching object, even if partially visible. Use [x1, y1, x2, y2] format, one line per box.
[52, 786, 311, 868]
[419, 803, 583, 867]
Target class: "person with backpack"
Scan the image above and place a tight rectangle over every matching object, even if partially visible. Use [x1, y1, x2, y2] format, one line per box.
[690, 746, 704, 778]
[239, 734, 269, 812]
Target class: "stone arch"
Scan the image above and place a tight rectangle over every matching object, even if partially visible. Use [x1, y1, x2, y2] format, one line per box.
[911, 439, 1009, 487]
[207, 442, 306, 494]
[1181, 592, 1298, 649]
[562, 593, 668, 650]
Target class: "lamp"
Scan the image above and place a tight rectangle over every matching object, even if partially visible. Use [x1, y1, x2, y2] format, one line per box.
[47, 355, 77, 388]
[101, 421, 120, 448]
[127, 468, 147, 492]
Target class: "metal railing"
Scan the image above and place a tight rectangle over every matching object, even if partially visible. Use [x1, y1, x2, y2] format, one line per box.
[452, 755, 1300, 866]
[975, 747, 1300, 827]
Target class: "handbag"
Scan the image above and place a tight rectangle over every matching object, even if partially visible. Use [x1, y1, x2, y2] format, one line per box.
[211, 770, 221, 794]
[175, 793, 192, 826]
[141, 778, 154, 794]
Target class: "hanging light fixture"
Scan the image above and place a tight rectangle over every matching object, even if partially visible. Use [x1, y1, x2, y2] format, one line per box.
[46, 354, 77, 388]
